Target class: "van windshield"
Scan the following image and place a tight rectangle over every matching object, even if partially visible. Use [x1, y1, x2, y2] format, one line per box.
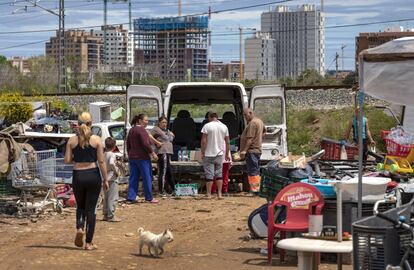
[170, 104, 235, 122]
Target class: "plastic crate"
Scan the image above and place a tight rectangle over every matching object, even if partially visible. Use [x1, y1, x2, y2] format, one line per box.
[352, 203, 414, 270]
[320, 138, 359, 160]
[384, 138, 414, 157]
[380, 130, 390, 140]
[0, 179, 18, 196]
[259, 169, 302, 201]
[323, 200, 395, 233]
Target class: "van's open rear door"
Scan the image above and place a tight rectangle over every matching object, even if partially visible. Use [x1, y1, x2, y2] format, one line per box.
[249, 85, 287, 159]
[126, 85, 163, 127]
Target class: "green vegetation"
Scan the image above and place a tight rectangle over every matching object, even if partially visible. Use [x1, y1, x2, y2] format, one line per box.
[279, 69, 347, 87]
[287, 106, 397, 155]
[0, 93, 33, 125]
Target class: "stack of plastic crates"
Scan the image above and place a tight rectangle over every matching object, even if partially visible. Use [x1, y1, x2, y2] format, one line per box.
[9, 149, 57, 214]
[352, 202, 414, 269]
[259, 168, 302, 202]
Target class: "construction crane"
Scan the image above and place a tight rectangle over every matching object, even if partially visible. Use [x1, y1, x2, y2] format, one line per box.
[226, 27, 256, 81]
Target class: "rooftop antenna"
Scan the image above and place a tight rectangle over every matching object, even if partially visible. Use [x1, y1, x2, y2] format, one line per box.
[178, 0, 182, 16]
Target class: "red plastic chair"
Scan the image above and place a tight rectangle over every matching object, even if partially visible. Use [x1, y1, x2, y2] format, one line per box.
[267, 182, 324, 264]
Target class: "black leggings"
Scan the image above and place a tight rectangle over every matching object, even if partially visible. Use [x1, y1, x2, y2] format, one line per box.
[72, 168, 102, 243]
[157, 154, 175, 194]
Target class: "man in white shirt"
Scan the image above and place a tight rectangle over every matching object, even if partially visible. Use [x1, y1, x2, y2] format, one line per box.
[201, 110, 230, 199]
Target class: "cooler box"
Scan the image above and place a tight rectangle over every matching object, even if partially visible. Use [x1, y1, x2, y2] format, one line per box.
[300, 179, 338, 199]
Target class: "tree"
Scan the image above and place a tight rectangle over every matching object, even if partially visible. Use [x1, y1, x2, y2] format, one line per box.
[25, 56, 58, 94]
[0, 55, 10, 67]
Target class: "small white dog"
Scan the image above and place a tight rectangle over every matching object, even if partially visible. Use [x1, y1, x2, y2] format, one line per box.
[137, 227, 174, 257]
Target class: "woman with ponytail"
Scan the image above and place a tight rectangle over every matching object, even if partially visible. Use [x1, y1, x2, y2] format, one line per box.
[64, 112, 109, 251]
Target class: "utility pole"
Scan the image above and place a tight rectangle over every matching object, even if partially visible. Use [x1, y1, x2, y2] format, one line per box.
[178, 0, 182, 16]
[341, 44, 347, 71]
[12, 0, 67, 93]
[103, 0, 108, 67]
[335, 52, 339, 80]
[58, 0, 67, 93]
[129, 0, 132, 31]
[239, 27, 243, 81]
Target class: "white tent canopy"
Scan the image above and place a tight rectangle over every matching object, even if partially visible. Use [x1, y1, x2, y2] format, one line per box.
[357, 37, 414, 217]
[361, 37, 414, 107]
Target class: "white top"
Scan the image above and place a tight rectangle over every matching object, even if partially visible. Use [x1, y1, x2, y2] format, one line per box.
[104, 151, 118, 182]
[277, 238, 353, 253]
[201, 120, 229, 157]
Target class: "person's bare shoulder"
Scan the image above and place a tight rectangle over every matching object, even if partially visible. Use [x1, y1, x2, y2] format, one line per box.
[67, 135, 77, 146]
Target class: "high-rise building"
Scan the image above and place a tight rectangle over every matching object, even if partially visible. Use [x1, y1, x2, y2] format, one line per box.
[46, 30, 103, 73]
[261, 4, 325, 78]
[91, 25, 134, 68]
[355, 27, 414, 71]
[244, 32, 277, 81]
[134, 16, 209, 80]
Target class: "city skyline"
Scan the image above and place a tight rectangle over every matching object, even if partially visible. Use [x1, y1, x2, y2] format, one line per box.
[0, 0, 413, 71]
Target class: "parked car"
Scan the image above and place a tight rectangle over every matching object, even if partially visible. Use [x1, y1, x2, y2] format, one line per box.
[91, 121, 126, 153]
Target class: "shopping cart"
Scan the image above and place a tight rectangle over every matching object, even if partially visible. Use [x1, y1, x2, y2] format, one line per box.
[10, 149, 60, 215]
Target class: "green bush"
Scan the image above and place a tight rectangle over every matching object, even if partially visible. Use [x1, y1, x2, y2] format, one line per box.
[0, 92, 32, 125]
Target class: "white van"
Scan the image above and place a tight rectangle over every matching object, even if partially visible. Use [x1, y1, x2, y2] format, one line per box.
[126, 82, 287, 161]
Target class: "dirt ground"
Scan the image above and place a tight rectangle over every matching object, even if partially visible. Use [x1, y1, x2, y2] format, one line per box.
[0, 194, 352, 270]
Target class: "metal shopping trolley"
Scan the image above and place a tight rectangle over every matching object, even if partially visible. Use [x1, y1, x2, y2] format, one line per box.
[10, 149, 59, 215]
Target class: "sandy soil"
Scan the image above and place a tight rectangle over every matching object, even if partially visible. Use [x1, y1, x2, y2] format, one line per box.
[0, 195, 351, 270]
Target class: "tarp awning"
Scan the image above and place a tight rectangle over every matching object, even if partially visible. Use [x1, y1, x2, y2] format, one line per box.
[361, 37, 414, 107]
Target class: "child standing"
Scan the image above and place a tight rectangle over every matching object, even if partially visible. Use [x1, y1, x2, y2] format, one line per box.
[103, 137, 121, 222]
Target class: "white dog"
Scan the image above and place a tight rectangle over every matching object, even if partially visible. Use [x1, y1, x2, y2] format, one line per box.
[137, 227, 174, 257]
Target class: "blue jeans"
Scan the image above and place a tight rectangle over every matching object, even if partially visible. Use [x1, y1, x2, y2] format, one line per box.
[246, 152, 261, 176]
[128, 159, 153, 201]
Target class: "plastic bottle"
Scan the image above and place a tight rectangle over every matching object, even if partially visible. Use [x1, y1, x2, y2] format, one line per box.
[178, 150, 182, 161]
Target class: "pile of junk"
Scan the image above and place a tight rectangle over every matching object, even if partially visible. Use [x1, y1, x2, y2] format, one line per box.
[248, 126, 414, 239]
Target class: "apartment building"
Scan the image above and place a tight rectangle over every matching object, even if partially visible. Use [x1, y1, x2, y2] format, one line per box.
[91, 25, 134, 68]
[244, 32, 277, 81]
[46, 30, 103, 73]
[261, 4, 325, 78]
[134, 16, 209, 80]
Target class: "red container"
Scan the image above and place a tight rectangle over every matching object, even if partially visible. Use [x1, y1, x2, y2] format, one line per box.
[381, 130, 390, 140]
[320, 139, 359, 160]
[384, 138, 414, 157]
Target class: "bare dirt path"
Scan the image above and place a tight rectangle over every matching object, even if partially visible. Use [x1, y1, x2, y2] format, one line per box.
[0, 195, 351, 270]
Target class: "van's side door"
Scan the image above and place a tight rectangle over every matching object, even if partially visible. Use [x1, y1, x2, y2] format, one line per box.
[249, 85, 287, 160]
[126, 85, 163, 128]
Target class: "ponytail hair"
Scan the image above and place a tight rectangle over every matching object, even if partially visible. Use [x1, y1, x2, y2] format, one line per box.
[78, 112, 92, 148]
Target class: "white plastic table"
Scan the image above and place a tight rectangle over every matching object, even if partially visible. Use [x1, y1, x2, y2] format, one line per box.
[276, 238, 353, 270]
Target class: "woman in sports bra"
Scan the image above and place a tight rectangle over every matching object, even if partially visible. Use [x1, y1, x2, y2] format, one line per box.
[64, 112, 109, 250]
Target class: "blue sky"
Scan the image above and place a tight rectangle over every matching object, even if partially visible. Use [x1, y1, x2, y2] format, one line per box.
[0, 0, 413, 70]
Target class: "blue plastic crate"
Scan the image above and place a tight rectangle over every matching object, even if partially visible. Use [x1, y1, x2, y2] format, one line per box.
[300, 179, 338, 199]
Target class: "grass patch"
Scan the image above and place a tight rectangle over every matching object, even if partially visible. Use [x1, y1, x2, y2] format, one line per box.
[287, 106, 397, 155]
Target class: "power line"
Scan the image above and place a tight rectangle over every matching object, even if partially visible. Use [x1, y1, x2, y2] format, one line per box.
[0, 0, 293, 34]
